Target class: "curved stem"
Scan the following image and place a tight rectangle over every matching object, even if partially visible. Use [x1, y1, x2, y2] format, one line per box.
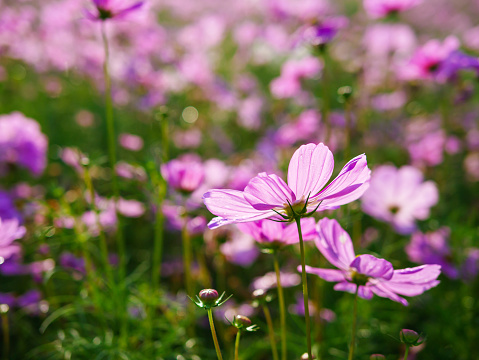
[403, 346, 410, 360]
[295, 216, 313, 360]
[207, 309, 224, 360]
[273, 252, 287, 360]
[262, 305, 279, 360]
[348, 287, 359, 360]
[235, 330, 241, 360]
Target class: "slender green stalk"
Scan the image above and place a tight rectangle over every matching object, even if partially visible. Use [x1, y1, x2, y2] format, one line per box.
[83, 165, 114, 286]
[344, 100, 352, 162]
[1, 309, 9, 360]
[181, 212, 194, 297]
[295, 216, 313, 360]
[262, 305, 279, 360]
[151, 170, 166, 286]
[207, 309, 224, 360]
[348, 287, 359, 360]
[235, 330, 241, 360]
[273, 252, 287, 360]
[100, 21, 125, 281]
[403, 346, 410, 360]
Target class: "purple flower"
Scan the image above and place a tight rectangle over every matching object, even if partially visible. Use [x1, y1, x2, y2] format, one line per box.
[236, 218, 317, 250]
[161, 156, 205, 193]
[406, 228, 458, 279]
[300, 218, 441, 306]
[219, 229, 260, 267]
[0, 218, 26, 261]
[295, 17, 348, 48]
[85, 0, 144, 21]
[361, 165, 438, 234]
[119, 133, 143, 151]
[0, 112, 48, 176]
[363, 0, 422, 19]
[203, 143, 370, 229]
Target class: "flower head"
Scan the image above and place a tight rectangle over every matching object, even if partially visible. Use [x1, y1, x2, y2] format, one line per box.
[190, 289, 232, 310]
[161, 156, 205, 194]
[300, 218, 441, 306]
[228, 315, 259, 332]
[400, 329, 425, 347]
[204, 143, 370, 229]
[364, 0, 422, 19]
[361, 165, 438, 234]
[85, 0, 144, 21]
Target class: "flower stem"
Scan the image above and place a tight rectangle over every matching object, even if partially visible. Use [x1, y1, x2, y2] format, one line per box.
[101, 21, 125, 280]
[348, 287, 359, 360]
[262, 304, 279, 360]
[150, 167, 166, 286]
[182, 211, 194, 297]
[235, 330, 241, 360]
[101, 20, 127, 347]
[207, 308, 224, 360]
[1, 310, 9, 360]
[295, 216, 313, 360]
[273, 252, 287, 360]
[403, 346, 410, 360]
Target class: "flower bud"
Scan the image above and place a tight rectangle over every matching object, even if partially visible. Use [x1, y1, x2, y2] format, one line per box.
[234, 315, 252, 328]
[300, 353, 316, 360]
[199, 289, 219, 306]
[400, 329, 424, 347]
[370, 355, 386, 360]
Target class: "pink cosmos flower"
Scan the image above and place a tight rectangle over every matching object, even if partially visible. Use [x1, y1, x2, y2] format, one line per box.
[119, 133, 143, 151]
[85, 0, 144, 21]
[363, 0, 422, 19]
[301, 218, 441, 306]
[361, 165, 438, 234]
[251, 271, 301, 291]
[161, 156, 205, 193]
[399, 36, 459, 81]
[0, 218, 26, 260]
[203, 143, 370, 229]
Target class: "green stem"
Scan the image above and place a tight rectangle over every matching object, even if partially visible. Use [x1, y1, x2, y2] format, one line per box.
[1, 310, 9, 360]
[207, 309, 224, 360]
[295, 217, 313, 360]
[83, 165, 114, 286]
[403, 346, 410, 360]
[101, 21, 127, 346]
[348, 287, 359, 360]
[273, 252, 287, 360]
[151, 169, 166, 286]
[182, 212, 193, 297]
[235, 330, 241, 360]
[101, 21, 125, 281]
[262, 305, 279, 360]
[344, 100, 352, 162]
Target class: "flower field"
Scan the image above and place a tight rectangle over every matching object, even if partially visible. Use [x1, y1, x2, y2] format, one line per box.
[1, 0, 479, 359]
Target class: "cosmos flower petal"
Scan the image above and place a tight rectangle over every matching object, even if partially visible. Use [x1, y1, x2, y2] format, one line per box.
[203, 189, 276, 229]
[333, 281, 357, 294]
[287, 143, 334, 199]
[244, 173, 296, 210]
[358, 286, 374, 300]
[381, 265, 441, 296]
[301, 265, 345, 282]
[350, 254, 394, 280]
[314, 154, 370, 207]
[115, 2, 144, 19]
[371, 283, 409, 306]
[314, 218, 356, 270]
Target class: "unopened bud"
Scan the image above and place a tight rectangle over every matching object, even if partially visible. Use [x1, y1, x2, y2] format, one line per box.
[300, 353, 316, 360]
[234, 315, 252, 328]
[199, 289, 219, 306]
[400, 329, 424, 347]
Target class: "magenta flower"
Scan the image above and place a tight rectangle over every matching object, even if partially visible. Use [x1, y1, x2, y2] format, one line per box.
[361, 165, 438, 234]
[161, 157, 205, 193]
[203, 143, 370, 229]
[85, 0, 144, 21]
[301, 218, 441, 306]
[363, 0, 422, 19]
[237, 218, 317, 250]
[406, 228, 458, 279]
[0, 218, 26, 260]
